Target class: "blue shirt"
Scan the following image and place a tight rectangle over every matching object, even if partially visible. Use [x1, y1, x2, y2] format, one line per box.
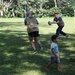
[54, 45, 59, 53]
[54, 17, 64, 26]
[54, 17, 62, 22]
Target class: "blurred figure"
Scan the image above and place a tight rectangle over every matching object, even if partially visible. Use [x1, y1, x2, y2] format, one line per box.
[24, 12, 43, 54]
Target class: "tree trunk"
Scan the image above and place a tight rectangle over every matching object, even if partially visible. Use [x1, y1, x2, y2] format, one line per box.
[40, 0, 43, 11]
[0, 0, 3, 4]
[0, 10, 3, 16]
[54, 0, 57, 8]
[10, 0, 12, 2]
[12, 9, 15, 17]
[2, 0, 3, 4]
[0, 0, 1, 4]
[57, 0, 62, 8]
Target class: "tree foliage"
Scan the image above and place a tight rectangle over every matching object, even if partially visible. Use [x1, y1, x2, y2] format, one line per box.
[0, 0, 74, 17]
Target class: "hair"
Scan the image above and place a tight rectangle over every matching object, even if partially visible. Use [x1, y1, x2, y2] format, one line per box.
[51, 35, 58, 41]
[26, 11, 35, 17]
[54, 13, 59, 16]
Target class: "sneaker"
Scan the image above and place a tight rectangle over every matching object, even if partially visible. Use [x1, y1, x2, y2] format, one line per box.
[33, 51, 37, 54]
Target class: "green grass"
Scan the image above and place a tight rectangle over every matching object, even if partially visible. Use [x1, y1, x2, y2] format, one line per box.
[0, 17, 75, 75]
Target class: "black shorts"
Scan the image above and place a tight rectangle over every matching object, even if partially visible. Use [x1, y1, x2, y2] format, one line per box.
[28, 31, 39, 37]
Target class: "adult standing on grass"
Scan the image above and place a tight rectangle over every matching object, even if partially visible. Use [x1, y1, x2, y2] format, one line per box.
[49, 13, 68, 37]
[24, 11, 43, 54]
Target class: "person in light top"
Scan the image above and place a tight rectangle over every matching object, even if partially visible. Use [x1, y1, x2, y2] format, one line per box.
[24, 12, 43, 54]
[45, 35, 61, 72]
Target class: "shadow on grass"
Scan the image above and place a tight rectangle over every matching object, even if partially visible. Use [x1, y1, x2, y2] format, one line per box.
[0, 22, 75, 75]
[0, 22, 23, 27]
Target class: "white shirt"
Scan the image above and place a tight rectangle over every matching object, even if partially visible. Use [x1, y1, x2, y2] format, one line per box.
[50, 42, 59, 57]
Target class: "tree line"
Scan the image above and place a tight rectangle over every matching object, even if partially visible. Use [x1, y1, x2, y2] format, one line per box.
[0, 0, 75, 18]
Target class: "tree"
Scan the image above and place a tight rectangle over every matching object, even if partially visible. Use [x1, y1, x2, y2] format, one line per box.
[0, 0, 3, 4]
[54, 0, 57, 8]
[0, 0, 74, 17]
[43, 0, 54, 9]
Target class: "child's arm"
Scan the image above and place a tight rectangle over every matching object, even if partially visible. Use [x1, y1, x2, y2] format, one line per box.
[36, 19, 39, 25]
[50, 21, 60, 24]
[24, 18, 27, 25]
[52, 48, 58, 58]
[51, 17, 62, 24]
[51, 17, 62, 25]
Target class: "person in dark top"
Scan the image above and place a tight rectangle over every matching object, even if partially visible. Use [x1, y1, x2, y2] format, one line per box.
[50, 13, 68, 37]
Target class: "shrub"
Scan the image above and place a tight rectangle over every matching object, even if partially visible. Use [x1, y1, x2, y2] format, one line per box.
[15, 8, 25, 18]
[4, 10, 12, 18]
[49, 7, 61, 16]
[35, 9, 49, 18]
[61, 7, 74, 17]
[0, 5, 2, 10]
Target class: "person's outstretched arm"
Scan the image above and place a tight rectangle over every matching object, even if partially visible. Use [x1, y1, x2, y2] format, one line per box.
[24, 18, 27, 25]
[36, 19, 39, 25]
[51, 17, 62, 25]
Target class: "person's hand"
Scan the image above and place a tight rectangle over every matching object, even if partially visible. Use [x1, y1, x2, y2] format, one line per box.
[55, 55, 59, 58]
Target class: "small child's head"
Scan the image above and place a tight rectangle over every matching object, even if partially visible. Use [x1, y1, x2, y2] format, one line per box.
[54, 13, 59, 18]
[51, 35, 58, 43]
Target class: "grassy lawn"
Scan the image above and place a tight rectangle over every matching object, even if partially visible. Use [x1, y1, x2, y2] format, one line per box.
[0, 17, 75, 75]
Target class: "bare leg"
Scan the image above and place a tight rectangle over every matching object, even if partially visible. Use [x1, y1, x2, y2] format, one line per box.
[45, 62, 52, 71]
[56, 63, 61, 71]
[34, 37, 42, 46]
[29, 37, 36, 51]
[34, 37, 43, 51]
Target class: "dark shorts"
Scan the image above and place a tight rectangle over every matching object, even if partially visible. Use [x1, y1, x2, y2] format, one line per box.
[28, 31, 39, 37]
[51, 57, 60, 64]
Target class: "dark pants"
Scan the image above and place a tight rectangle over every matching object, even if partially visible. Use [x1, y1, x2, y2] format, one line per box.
[56, 26, 66, 37]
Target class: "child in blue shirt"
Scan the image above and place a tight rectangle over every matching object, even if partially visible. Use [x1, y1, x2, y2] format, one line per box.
[45, 35, 61, 72]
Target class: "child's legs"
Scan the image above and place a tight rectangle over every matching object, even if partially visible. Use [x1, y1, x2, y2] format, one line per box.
[29, 36, 36, 51]
[45, 57, 55, 70]
[56, 26, 61, 37]
[45, 62, 52, 70]
[56, 26, 63, 37]
[33, 31, 42, 47]
[56, 63, 60, 71]
[60, 31, 66, 36]
[60, 26, 67, 36]
[56, 58, 60, 71]
[34, 37, 42, 47]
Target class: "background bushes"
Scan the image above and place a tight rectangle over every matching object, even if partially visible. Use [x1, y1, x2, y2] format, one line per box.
[0, 0, 74, 18]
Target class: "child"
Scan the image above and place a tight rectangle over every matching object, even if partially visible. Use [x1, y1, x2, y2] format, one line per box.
[45, 35, 61, 72]
[50, 13, 68, 37]
[24, 12, 43, 54]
